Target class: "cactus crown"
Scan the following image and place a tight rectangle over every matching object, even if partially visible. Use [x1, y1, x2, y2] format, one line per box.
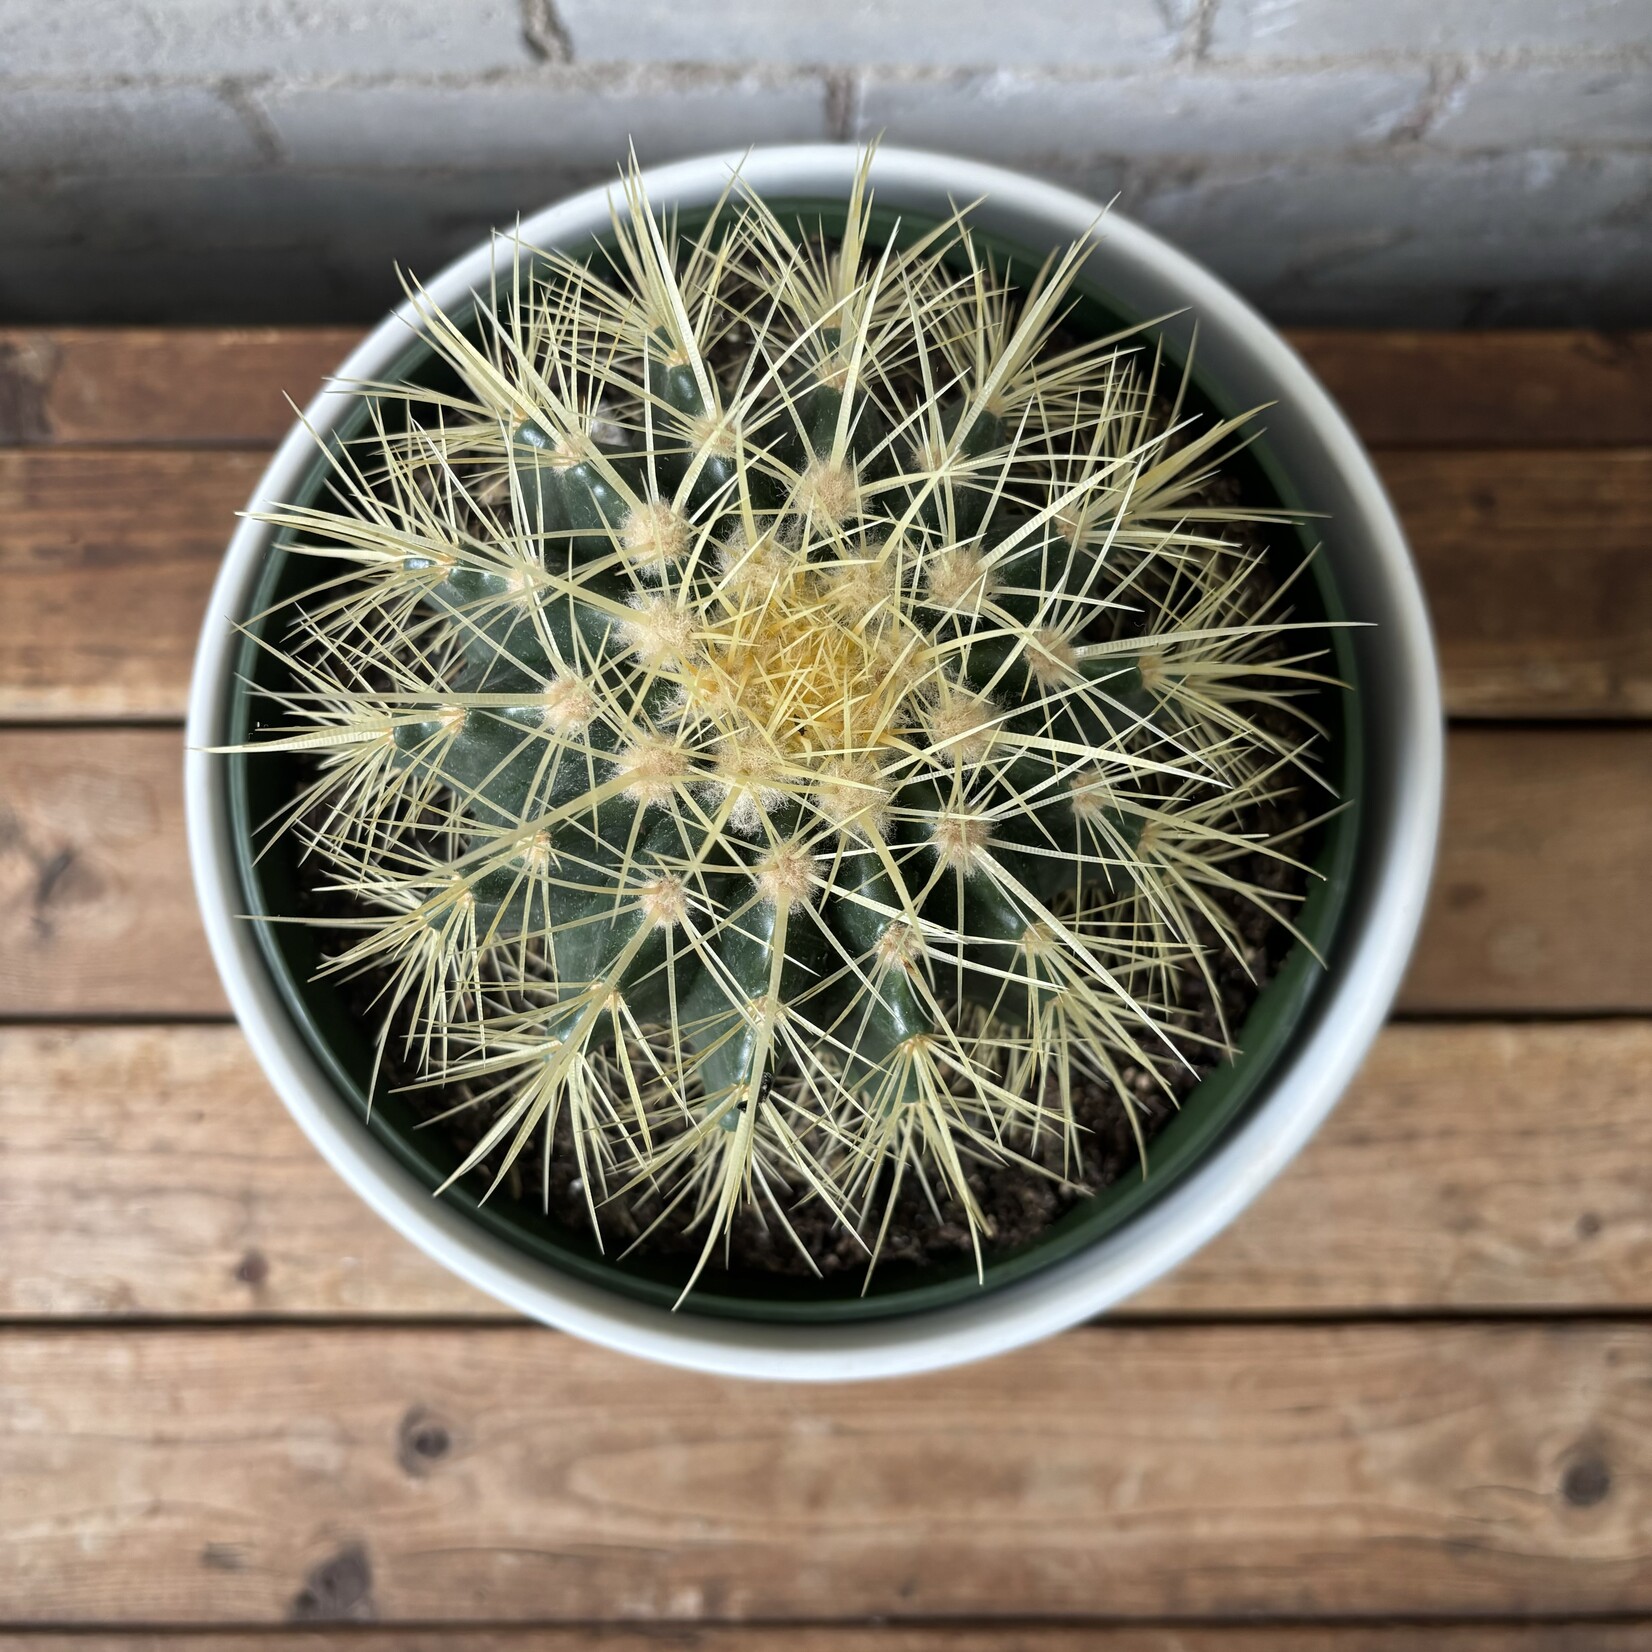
[238, 153, 1334, 1298]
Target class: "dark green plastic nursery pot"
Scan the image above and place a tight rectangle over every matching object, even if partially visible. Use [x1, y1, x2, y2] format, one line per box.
[224, 199, 1363, 1325]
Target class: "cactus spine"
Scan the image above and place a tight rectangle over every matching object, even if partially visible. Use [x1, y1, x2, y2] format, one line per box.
[238, 153, 1332, 1294]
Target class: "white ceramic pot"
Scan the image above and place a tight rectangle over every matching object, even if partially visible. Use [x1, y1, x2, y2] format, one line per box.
[187, 144, 1442, 1380]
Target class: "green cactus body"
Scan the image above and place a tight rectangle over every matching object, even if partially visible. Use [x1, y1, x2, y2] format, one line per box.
[241, 155, 1331, 1290]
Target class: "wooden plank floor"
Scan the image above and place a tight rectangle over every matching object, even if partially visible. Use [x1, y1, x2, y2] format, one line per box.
[1, 328, 1649, 1645]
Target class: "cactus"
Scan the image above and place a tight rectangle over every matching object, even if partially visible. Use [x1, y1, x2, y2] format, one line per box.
[237, 153, 1333, 1295]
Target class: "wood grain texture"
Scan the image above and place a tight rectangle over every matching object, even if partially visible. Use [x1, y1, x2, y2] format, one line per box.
[0, 328, 357, 447]
[0, 1023, 469, 1318]
[1142, 1018, 1652, 1313]
[0, 449, 260, 720]
[4, 725, 1648, 1019]
[4, 1020, 1648, 1320]
[0, 728, 226, 1017]
[2, 445, 1649, 720]
[1382, 447, 1652, 718]
[2, 1323, 1648, 1622]
[1, 326, 1646, 1642]
[1290, 329, 1652, 449]
[5, 328, 1649, 450]
[0, 1631, 1646, 1651]
[1400, 728, 1652, 1014]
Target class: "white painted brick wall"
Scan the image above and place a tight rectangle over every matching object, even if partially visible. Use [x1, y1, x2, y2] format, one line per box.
[0, 0, 1645, 325]
[256, 75, 831, 170]
[553, 0, 1196, 68]
[1130, 149, 1649, 293]
[1430, 64, 1652, 150]
[856, 68, 1433, 160]
[1205, 0, 1652, 58]
[0, 86, 267, 172]
[0, 0, 529, 76]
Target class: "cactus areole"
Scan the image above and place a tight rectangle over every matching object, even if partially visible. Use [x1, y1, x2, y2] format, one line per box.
[218, 152, 1365, 1321]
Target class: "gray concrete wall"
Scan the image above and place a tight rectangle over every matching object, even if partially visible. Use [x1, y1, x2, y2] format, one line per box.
[1, 0, 1647, 325]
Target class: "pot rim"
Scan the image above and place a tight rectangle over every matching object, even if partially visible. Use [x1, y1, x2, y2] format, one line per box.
[186, 143, 1442, 1381]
